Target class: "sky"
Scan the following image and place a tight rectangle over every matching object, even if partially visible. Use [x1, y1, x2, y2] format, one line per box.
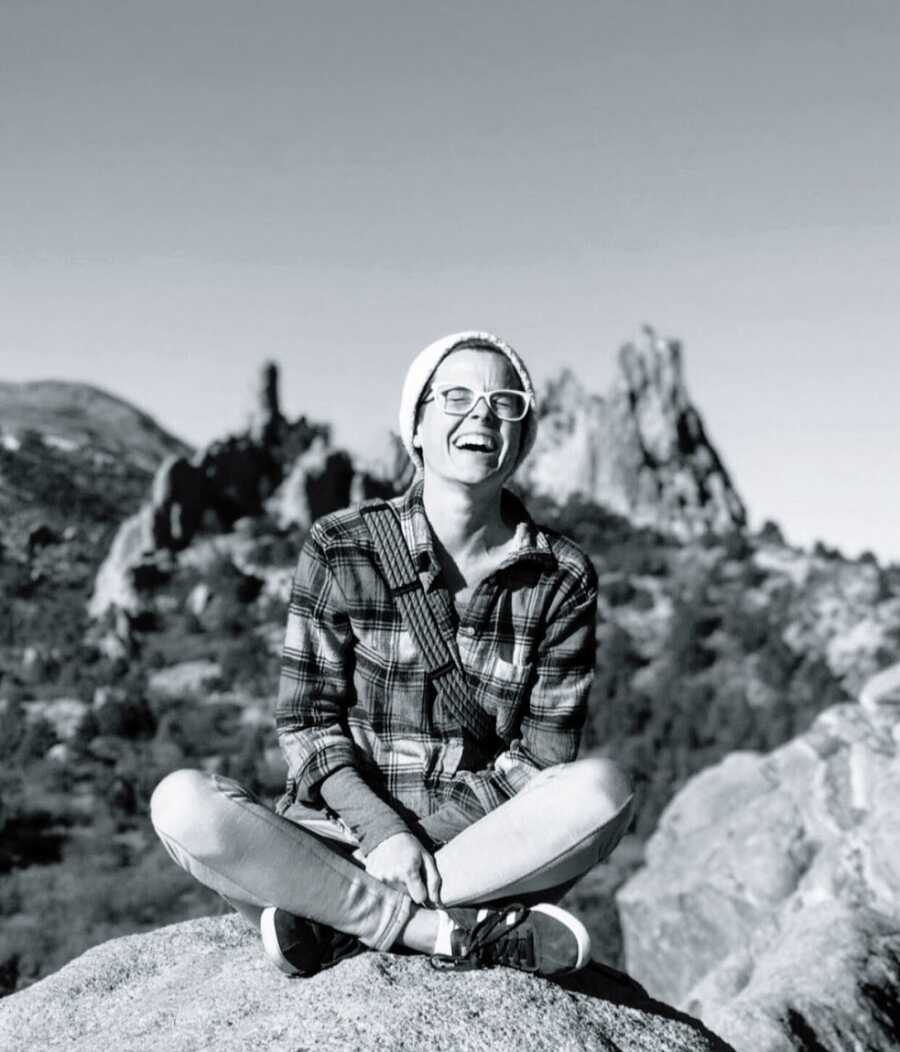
[2, 1, 899, 560]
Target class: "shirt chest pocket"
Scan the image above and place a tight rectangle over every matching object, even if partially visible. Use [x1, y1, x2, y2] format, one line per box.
[464, 649, 533, 742]
[353, 633, 427, 731]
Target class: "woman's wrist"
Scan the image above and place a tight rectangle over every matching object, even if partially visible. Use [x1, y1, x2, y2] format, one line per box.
[320, 765, 410, 854]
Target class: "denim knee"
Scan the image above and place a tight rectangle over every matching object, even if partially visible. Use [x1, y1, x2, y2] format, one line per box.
[566, 757, 634, 825]
[150, 768, 230, 857]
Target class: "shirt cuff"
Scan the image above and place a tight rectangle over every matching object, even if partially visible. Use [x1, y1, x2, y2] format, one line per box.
[418, 800, 481, 846]
[319, 765, 410, 855]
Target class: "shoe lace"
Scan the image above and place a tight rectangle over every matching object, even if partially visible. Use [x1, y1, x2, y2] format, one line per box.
[430, 904, 537, 972]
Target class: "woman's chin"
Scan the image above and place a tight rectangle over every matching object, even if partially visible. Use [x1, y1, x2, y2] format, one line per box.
[431, 464, 510, 492]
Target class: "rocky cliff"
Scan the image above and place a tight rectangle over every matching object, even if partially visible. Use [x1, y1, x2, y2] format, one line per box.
[519, 327, 746, 539]
[0, 913, 734, 1052]
[617, 664, 900, 1052]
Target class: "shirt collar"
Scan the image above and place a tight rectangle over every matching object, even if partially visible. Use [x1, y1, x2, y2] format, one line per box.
[394, 479, 557, 587]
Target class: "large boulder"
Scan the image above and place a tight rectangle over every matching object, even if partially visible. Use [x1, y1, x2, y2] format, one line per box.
[0, 914, 733, 1052]
[520, 328, 746, 539]
[617, 663, 900, 1052]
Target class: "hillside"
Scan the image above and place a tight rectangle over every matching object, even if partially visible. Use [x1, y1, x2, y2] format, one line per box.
[0, 379, 191, 474]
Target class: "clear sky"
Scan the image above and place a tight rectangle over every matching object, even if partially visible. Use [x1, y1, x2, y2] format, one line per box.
[2, 1, 899, 560]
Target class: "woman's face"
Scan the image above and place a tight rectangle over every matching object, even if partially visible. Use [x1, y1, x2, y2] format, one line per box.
[413, 348, 525, 491]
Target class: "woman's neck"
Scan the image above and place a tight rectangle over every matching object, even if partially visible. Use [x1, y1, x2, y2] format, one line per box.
[421, 476, 511, 562]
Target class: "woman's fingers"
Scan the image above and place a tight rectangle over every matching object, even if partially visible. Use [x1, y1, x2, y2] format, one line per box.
[363, 834, 442, 907]
[405, 869, 428, 905]
[422, 852, 442, 906]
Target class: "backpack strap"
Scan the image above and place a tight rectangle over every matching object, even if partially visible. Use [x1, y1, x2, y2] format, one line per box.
[359, 500, 494, 742]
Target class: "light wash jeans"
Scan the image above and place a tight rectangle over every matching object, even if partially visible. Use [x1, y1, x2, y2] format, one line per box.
[150, 757, 634, 953]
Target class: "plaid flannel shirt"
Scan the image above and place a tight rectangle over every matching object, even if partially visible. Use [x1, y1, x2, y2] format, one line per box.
[274, 480, 598, 829]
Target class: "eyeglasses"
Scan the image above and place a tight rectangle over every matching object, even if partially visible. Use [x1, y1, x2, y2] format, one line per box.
[421, 383, 533, 422]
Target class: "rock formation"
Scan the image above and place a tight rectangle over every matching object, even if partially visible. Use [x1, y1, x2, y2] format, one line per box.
[249, 360, 286, 450]
[617, 663, 900, 1052]
[87, 507, 156, 618]
[88, 365, 334, 620]
[519, 327, 746, 539]
[0, 914, 734, 1052]
[266, 437, 356, 530]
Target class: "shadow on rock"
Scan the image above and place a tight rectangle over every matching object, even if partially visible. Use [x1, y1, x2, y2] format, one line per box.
[556, 960, 737, 1052]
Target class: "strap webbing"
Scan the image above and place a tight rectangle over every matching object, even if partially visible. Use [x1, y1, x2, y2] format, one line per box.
[359, 502, 494, 741]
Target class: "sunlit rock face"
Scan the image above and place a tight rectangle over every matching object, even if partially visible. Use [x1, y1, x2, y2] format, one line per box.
[520, 328, 746, 539]
[617, 663, 900, 1052]
[0, 914, 735, 1052]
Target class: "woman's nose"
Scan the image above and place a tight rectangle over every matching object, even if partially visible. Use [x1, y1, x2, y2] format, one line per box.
[466, 394, 498, 422]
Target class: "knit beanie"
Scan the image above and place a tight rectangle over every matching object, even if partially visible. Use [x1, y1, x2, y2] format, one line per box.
[398, 331, 539, 474]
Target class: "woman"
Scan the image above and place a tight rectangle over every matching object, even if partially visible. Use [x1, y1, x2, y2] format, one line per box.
[151, 332, 634, 978]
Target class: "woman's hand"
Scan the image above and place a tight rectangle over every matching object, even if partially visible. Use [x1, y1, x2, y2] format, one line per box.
[364, 831, 442, 906]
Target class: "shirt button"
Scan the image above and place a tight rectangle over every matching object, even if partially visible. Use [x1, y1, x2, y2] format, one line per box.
[458, 625, 476, 637]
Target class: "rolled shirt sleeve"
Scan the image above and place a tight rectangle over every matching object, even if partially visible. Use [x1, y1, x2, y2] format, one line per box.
[275, 527, 359, 804]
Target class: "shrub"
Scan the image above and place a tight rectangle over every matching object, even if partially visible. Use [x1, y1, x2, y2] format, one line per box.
[15, 718, 58, 764]
[0, 700, 26, 761]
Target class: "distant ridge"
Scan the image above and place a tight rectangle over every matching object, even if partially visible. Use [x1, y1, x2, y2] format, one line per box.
[0, 379, 191, 472]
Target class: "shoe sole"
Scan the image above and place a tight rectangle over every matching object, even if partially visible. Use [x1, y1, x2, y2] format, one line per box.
[260, 907, 301, 976]
[530, 903, 592, 973]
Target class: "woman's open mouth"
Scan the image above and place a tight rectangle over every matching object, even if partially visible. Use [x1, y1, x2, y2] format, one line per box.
[452, 432, 499, 454]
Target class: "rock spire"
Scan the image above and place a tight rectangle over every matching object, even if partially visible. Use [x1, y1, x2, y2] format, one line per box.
[519, 327, 746, 538]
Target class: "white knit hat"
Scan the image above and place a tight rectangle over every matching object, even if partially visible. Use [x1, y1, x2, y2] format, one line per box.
[398, 331, 538, 473]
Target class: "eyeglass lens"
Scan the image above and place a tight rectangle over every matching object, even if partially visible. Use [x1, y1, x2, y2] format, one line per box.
[439, 386, 528, 420]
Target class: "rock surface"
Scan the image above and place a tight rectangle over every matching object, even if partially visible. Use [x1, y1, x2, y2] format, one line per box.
[617, 664, 900, 1052]
[520, 327, 746, 539]
[0, 915, 733, 1052]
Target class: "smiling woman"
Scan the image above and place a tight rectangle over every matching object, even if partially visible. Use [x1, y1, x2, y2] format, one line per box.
[150, 330, 634, 984]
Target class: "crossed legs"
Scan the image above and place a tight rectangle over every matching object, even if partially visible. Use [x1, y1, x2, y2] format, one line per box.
[149, 757, 634, 955]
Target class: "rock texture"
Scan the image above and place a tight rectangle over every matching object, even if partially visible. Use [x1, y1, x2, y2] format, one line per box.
[617, 664, 900, 1052]
[0, 915, 733, 1052]
[520, 327, 746, 539]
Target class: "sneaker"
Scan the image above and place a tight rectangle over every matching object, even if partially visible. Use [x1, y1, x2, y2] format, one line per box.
[430, 902, 591, 977]
[260, 907, 366, 977]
